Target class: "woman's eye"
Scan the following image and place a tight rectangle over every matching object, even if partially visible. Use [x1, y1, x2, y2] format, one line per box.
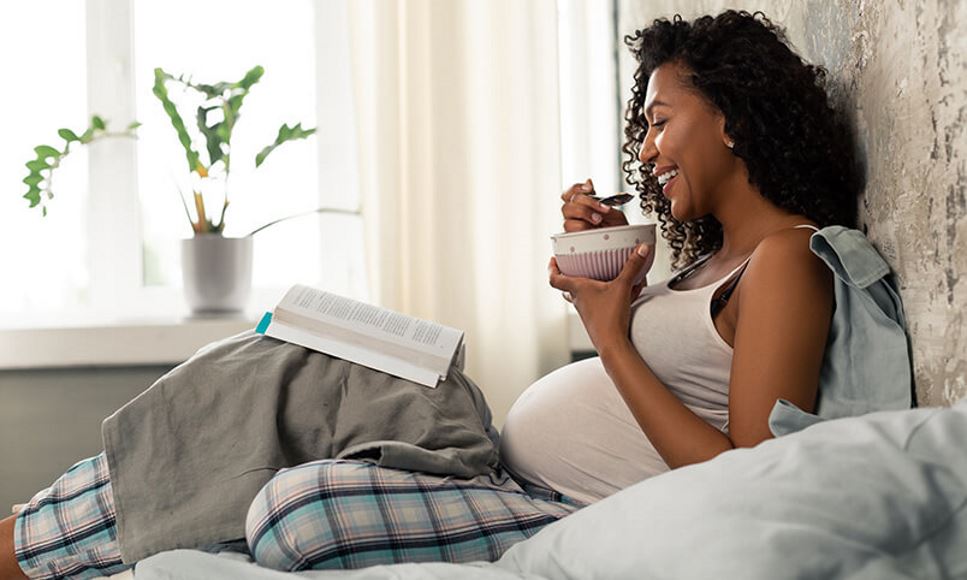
[652, 119, 666, 128]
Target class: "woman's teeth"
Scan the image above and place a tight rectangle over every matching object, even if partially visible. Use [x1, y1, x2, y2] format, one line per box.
[657, 169, 679, 186]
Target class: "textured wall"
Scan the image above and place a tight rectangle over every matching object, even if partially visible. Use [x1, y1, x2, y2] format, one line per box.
[618, 0, 967, 406]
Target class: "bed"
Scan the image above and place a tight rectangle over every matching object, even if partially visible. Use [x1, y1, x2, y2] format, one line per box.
[78, 399, 967, 579]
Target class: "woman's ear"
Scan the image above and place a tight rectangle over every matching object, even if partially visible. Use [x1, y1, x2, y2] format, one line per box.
[718, 115, 734, 150]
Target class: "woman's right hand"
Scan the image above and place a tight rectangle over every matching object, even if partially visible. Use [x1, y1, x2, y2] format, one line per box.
[560, 178, 630, 232]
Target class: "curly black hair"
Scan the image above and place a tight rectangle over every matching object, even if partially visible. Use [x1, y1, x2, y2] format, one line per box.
[622, 10, 861, 269]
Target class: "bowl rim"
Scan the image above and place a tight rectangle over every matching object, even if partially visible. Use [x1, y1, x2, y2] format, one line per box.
[551, 223, 656, 241]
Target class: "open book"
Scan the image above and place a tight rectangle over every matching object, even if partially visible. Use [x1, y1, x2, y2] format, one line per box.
[255, 285, 465, 388]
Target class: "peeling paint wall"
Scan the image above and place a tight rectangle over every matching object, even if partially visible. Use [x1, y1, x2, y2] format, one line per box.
[619, 0, 967, 406]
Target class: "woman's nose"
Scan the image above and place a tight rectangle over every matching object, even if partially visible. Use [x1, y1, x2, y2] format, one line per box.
[639, 134, 657, 165]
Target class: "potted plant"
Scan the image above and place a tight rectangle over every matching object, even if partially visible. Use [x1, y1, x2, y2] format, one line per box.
[23, 67, 347, 316]
[152, 65, 316, 314]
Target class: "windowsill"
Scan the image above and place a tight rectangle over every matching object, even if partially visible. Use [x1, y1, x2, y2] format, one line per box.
[1, 309, 591, 370]
[0, 313, 260, 370]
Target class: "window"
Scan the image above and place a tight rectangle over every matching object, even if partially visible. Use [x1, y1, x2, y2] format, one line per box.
[0, 0, 90, 323]
[0, 0, 367, 325]
[557, 0, 622, 200]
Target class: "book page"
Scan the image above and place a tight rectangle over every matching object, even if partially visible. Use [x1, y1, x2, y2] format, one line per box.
[275, 285, 463, 374]
[264, 318, 442, 388]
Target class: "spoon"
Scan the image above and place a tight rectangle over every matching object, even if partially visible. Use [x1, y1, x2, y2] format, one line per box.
[589, 192, 635, 207]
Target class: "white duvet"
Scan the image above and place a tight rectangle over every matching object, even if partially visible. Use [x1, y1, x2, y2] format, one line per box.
[114, 400, 967, 580]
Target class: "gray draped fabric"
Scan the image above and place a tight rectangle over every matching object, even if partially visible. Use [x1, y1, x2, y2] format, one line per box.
[102, 331, 500, 563]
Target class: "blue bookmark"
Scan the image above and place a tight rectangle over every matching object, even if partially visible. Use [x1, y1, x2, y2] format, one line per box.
[255, 312, 273, 334]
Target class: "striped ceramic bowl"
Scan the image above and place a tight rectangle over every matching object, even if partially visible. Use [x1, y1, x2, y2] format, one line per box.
[551, 223, 656, 283]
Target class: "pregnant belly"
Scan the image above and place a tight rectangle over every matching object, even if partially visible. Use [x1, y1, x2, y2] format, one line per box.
[498, 357, 670, 506]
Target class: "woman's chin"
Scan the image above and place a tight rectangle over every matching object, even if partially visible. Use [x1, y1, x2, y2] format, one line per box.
[669, 203, 688, 222]
[669, 198, 702, 223]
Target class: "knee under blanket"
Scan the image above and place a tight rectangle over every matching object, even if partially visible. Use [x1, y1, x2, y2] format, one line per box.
[101, 330, 501, 563]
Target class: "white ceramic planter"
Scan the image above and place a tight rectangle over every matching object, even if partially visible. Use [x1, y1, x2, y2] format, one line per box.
[181, 235, 253, 314]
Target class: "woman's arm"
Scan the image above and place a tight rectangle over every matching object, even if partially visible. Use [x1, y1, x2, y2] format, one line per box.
[725, 229, 833, 447]
[555, 229, 833, 470]
[597, 340, 736, 468]
[550, 248, 730, 468]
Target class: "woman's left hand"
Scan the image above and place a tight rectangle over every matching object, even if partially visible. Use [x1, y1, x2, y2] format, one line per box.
[549, 244, 654, 353]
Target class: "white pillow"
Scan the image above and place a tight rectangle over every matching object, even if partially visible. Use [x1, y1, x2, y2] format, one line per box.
[495, 402, 967, 580]
[135, 549, 536, 579]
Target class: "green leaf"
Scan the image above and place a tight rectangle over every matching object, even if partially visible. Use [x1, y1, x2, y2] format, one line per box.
[196, 105, 225, 166]
[255, 123, 316, 167]
[236, 65, 264, 90]
[224, 90, 248, 132]
[23, 186, 41, 207]
[154, 68, 176, 84]
[215, 122, 231, 142]
[34, 145, 60, 159]
[23, 174, 43, 186]
[226, 94, 245, 117]
[22, 115, 139, 215]
[127, 121, 142, 130]
[154, 67, 202, 173]
[193, 81, 232, 98]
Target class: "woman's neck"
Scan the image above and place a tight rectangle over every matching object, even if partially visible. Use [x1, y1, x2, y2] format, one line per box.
[713, 185, 807, 261]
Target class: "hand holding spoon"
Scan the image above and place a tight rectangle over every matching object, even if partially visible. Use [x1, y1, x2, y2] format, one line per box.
[589, 192, 634, 207]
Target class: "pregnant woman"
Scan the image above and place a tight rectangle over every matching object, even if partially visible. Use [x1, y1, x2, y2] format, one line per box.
[500, 9, 864, 504]
[2, 10, 907, 579]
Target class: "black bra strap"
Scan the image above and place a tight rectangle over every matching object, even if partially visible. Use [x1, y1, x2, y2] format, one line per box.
[710, 262, 750, 317]
[670, 252, 714, 286]
[709, 225, 815, 316]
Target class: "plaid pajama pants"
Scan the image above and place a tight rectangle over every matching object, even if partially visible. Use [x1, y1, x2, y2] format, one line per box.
[14, 454, 586, 578]
[244, 458, 586, 571]
[13, 454, 128, 580]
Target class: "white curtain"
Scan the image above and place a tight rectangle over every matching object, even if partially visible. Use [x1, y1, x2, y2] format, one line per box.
[347, 0, 570, 429]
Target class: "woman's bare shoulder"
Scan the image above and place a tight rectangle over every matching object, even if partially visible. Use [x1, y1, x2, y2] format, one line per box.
[741, 224, 832, 307]
[752, 222, 822, 264]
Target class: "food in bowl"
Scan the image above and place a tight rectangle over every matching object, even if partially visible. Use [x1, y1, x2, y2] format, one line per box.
[551, 223, 657, 284]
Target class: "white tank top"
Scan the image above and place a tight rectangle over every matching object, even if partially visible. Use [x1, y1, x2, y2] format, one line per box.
[499, 225, 819, 506]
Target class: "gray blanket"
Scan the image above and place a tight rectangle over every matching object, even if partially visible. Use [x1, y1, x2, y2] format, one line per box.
[101, 331, 500, 563]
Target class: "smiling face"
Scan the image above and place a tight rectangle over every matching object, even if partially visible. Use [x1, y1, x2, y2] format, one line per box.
[639, 62, 737, 222]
